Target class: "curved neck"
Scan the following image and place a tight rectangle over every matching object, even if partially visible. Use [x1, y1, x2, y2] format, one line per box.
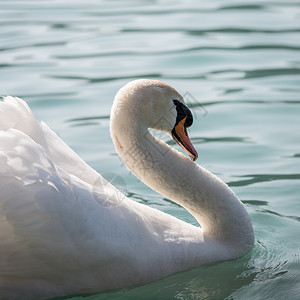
[111, 117, 254, 252]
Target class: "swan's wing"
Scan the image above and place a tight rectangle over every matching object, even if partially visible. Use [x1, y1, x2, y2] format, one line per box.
[0, 128, 126, 281]
[0, 97, 127, 282]
[0, 96, 100, 186]
[0, 129, 81, 275]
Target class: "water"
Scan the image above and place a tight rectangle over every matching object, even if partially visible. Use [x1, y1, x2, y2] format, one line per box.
[1, 0, 300, 299]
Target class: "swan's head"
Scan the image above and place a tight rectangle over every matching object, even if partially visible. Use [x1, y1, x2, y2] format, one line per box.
[111, 79, 198, 161]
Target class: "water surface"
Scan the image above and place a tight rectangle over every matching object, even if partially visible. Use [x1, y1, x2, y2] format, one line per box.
[1, 0, 299, 299]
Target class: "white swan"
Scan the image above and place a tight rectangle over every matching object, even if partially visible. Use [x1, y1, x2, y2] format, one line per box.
[0, 79, 254, 299]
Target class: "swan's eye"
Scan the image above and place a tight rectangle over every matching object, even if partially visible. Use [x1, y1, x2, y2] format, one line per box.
[173, 100, 193, 128]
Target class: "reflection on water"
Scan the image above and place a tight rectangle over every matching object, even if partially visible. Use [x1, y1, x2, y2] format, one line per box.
[228, 173, 300, 187]
[1, 0, 300, 299]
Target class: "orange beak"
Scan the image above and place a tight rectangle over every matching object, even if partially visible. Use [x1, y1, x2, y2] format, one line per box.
[172, 116, 198, 161]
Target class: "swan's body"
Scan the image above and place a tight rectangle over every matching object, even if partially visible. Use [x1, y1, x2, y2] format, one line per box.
[0, 80, 254, 299]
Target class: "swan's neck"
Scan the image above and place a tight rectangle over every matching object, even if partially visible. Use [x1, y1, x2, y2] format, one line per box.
[111, 116, 254, 253]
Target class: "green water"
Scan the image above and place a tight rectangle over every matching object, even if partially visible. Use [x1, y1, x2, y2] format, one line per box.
[1, 0, 300, 299]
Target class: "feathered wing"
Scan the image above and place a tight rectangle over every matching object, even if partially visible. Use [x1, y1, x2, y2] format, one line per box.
[0, 123, 136, 298]
[0, 130, 86, 284]
[0, 96, 101, 186]
[0, 97, 124, 296]
[0, 96, 124, 258]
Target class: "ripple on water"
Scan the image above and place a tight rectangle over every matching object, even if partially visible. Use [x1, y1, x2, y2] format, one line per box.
[1, 0, 300, 299]
[230, 239, 300, 299]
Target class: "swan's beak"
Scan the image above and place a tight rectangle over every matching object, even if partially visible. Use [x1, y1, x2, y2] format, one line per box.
[172, 116, 198, 161]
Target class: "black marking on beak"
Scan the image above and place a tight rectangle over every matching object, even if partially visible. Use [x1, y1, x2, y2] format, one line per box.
[173, 99, 193, 128]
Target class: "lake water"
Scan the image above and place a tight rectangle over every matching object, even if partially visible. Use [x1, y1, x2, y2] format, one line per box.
[1, 0, 300, 299]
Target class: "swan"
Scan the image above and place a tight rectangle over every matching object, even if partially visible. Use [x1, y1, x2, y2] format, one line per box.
[0, 79, 254, 299]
